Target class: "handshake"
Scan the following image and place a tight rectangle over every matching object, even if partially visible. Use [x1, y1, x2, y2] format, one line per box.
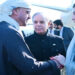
[50, 54, 65, 69]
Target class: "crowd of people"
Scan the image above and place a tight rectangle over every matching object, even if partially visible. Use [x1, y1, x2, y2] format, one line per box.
[0, 0, 75, 75]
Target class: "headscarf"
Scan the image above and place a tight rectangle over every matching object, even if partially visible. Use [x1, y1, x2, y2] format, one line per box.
[0, 0, 30, 30]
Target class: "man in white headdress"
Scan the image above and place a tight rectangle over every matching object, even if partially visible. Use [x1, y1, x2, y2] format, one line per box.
[66, 4, 75, 75]
[0, 0, 65, 75]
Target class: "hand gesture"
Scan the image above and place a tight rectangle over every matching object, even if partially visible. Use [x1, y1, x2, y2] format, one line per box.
[50, 54, 65, 69]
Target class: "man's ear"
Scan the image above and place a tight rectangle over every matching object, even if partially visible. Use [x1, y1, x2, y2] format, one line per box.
[12, 9, 18, 16]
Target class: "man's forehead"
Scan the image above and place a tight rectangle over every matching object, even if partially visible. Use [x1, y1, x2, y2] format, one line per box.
[14, 7, 31, 12]
[19, 7, 31, 10]
[17, 7, 31, 12]
[23, 8, 31, 11]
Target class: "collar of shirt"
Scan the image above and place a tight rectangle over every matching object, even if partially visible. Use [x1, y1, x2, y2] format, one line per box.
[0, 14, 25, 39]
[48, 28, 55, 35]
[60, 27, 64, 37]
[0, 14, 19, 30]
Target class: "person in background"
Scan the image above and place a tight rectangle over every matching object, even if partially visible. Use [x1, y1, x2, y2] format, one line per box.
[48, 20, 55, 35]
[0, 0, 65, 75]
[66, 3, 75, 75]
[53, 19, 74, 52]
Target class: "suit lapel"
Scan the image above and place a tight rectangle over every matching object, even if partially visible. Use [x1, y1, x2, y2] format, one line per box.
[62, 27, 65, 38]
[54, 30, 60, 36]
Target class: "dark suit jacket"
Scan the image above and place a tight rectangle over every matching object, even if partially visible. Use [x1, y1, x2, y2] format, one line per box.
[54, 27, 74, 51]
[0, 21, 60, 75]
[54, 29, 60, 36]
[25, 32, 66, 61]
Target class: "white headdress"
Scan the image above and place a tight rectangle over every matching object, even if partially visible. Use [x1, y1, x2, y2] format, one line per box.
[0, 0, 30, 15]
[0, 0, 30, 30]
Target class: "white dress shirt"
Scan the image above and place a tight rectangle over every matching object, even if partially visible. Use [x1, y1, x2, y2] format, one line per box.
[59, 27, 64, 38]
[48, 28, 55, 35]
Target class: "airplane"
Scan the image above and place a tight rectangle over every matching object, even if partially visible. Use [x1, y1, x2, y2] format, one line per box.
[0, 0, 74, 36]
[31, 0, 75, 26]
[20, 0, 75, 36]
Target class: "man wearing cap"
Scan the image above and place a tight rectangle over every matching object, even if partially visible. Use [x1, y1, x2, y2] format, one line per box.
[0, 0, 65, 75]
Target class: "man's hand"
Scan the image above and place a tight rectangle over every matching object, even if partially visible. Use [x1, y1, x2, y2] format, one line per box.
[50, 54, 65, 69]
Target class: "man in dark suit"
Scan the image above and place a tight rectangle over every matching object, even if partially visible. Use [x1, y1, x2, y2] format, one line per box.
[25, 12, 66, 60]
[53, 19, 74, 52]
[0, 0, 65, 75]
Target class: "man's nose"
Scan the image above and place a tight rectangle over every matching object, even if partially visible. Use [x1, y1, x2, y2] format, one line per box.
[28, 14, 31, 19]
[37, 22, 41, 25]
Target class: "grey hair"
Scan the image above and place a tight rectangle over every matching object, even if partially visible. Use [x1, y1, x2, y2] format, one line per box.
[32, 12, 48, 21]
